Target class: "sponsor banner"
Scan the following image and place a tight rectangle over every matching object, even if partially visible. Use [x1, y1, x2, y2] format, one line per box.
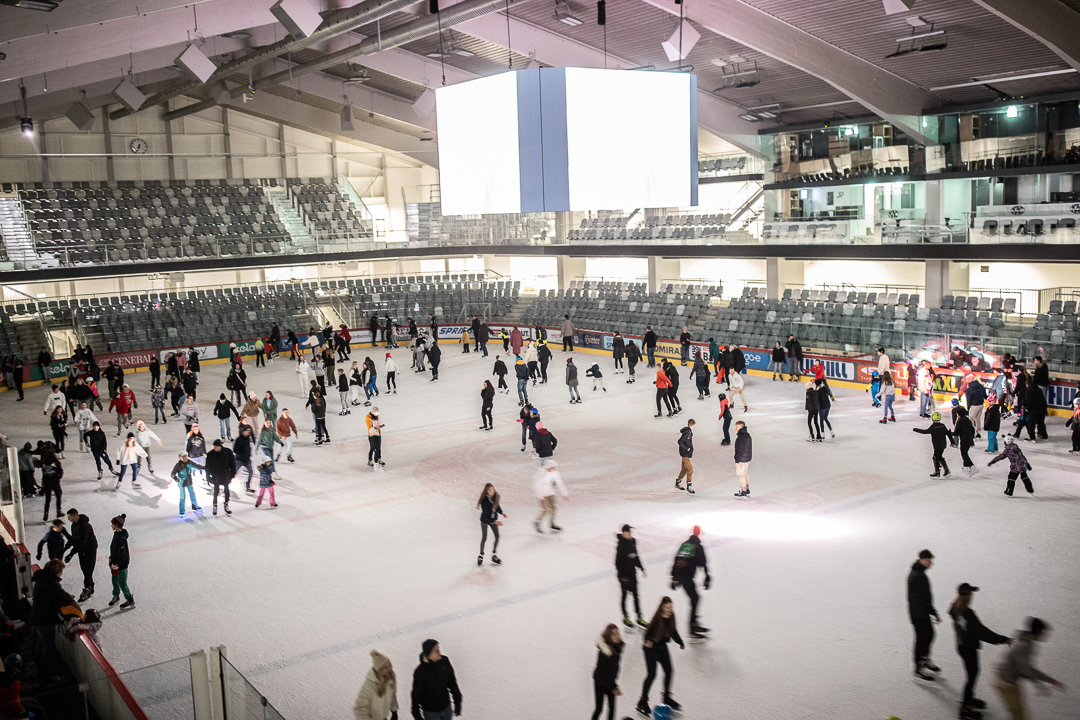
[800, 357, 858, 382]
[100, 349, 163, 370]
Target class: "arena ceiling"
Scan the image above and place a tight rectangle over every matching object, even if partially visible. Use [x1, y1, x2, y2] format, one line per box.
[1, 0, 1079, 159]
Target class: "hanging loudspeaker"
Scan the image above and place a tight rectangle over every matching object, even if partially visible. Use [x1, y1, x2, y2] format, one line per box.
[597, 0, 605, 25]
[429, 0, 438, 13]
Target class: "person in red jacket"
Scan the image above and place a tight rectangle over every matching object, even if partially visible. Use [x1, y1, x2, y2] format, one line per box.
[339, 324, 352, 358]
[108, 392, 133, 436]
[654, 367, 673, 419]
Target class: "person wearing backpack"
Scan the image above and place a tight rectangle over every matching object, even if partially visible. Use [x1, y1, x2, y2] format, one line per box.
[671, 526, 710, 639]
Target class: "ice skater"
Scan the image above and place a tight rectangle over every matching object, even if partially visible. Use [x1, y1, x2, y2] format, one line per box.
[114, 433, 147, 490]
[908, 549, 942, 681]
[566, 357, 581, 404]
[671, 525, 710, 638]
[492, 355, 509, 393]
[366, 408, 385, 469]
[254, 458, 277, 508]
[107, 514, 134, 609]
[733, 420, 751, 497]
[170, 451, 201, 517]
[878, 370, 896, 422]
[954, 406, 978, 475]
[384, 353, 397, 394]
[428, 340, 441, 382]
[805, 380, 822, 442]
[480, 381, 495, 431]
[913, 411, 955, 478]
[653, 366, 673, 418]
[625, 340, 640, 383]
[615, 524, 647, 629]
[769, 341, 786, 380]
[591, 623, 625, 720]
[635, 596, 685, 716]
[533, 460, 568, 533]
[988, 436, 1034, 496]
[948, 582, 1012, 719]
[869, 370, 881, 408]
[661, 359, 682, 414]
[675, 420, 696, 494]
[477, 483, 505, 566]
[514, 357, 529, 406]
[585, 362, 606, 393]
[518, 403, 539, 453]
[717, 392, 733, 445]
[612, 332, 625, 374]
[994, 617, 1066, 719]
[692, 354, 710, 399]
[1066, 398, 1080, 454]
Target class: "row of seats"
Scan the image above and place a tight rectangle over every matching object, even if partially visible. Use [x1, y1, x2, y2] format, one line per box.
[940, 295, 1018, 314]
[979, 218, 1075, 236]
[568, 225, 730, 242]
[348, 280, 519, 325]
[0, 311, 25, 358]
[783, 288, 922, 307]
[284, 178, 370, 241]
[699, 157, 748, 173]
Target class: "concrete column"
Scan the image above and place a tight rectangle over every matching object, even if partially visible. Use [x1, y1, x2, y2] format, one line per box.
[766, 258, 779, 300]
[165, 101, 177, 181]
[766, 258, 803, 299]
[554, 211, 571, 244]
[924, 259, 949, 309]
[39, 128, 49, 183]
[102, 108, 115, 182]
[647, 257, 680, 294]
[557, 256, 586, 290]
[221, 107, 234, 181]
[278, 122, 288, 179]
[925, 179, 944, 227]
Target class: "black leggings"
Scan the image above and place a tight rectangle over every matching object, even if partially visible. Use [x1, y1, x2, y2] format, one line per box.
[620, 577, 640, 618]
[960, 443, 973, 468]
[591, 681, 615, 720]
[386, 372, 396, 391]
[628, 359, 637, 377]
[656, 389, 672, 414]
[480, 521, 499, 554]
[959, 645, 979, 707]
[497, 376, 508, 390]
[314, 418, 328, 440]
[642, 643, 673, 700]
[668, 388, 680, 409]
[807, 410, 821, 438]
[212, 483, 231, 503]
[614, 356, 623, 370]
[481, 402, 493, 428]
[78, 551, 97, 592]
[52, 431, 65, 453]
[42, 484, 61, 519]
[368, 435, 382, 462]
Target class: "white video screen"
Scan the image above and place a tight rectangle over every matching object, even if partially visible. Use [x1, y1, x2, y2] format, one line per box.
[436, 72, 522, 216]
[564, 69, 693, 210]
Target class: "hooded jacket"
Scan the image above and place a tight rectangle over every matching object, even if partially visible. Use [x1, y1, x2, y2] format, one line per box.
[612, 335, 625, 358]
[585, 363, 603, 379]
[592, 635, 624, 692]
[954, 410, 976, 447]
[671, 535, 708, 581]
[427, 343, 441, 365]
[533, 427, 557, 458]
[109, 528, 130, 570]
[171, 459, 195, 488]
[205, 446, 236, 485]
[514, 360, 529, 381]
[654, 369, 672, 390]
[179, 400, 200, 425]
[64, 514, 98, 558]
[951, 606, 1010, 651]
[213, 398, 238, 420]
[493, 359, 508, 377]
[411, 654, 462, 719]
[678, 426, 694, 458]
[988, 442, 1032, 474]
[805, 386, 820, 413]
[913, 421, 954, 451]
[615, 534, 645, 578]
[353, 665, 398, 720]
[86, 427, 108, 455]
[734, 426, 752, 462]
[565, 362, 578, 387]
[907, 561, 937, 621]
[30, 567, 71, 626]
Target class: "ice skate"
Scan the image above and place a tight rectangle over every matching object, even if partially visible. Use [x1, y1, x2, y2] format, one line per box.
[120, 597, 135, 609]
[491, 555, 500, 565]
[108, 595, 120, 606]
[674, 479, 684, 491]
[691, 622, 710, 634]
[477, 554, 483, 566]
[686, 484, 695, 494]
[78, 588, 93, 602]
[636, 698, 651, 716]
[663, 694, 681, 711]
[97, 470, 103, 480]
[224, 502, 231, 515]
[534, 521, 542, 534]
[914, 666, 936, 681]
[622, 616, 634, 628]
[924, 659, 941, 672]
[636, 616, 648, 628]
[735, 488, 747, 498]
[549, 523, 562, 532]
[213, 503, 218, 515]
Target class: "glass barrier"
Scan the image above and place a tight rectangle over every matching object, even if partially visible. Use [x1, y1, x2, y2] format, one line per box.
[222, 655, 287, 720]
[120, 655, 197, 720]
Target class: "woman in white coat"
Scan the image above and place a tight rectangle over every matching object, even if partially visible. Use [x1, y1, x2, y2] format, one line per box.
[353, 649, 398, 720]
[295, 357, 311, 396]
[114, 432, 148, 490]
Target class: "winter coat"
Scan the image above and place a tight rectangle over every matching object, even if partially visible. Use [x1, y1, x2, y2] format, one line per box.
[337, 373, 350, 392]
[258, 464, 274, 489]
[734, 426, 752, 462]
[732, 348, 746, 373]
[585, 364, 603, 378]
[785, 337, 803, 361]
[226, 371, 246, 392]
[108, 395, 132, 415]
[560, 318, 575, 337]
[671, 535, 708, 580]
[965, 379, 987, 407]
[353, 668, 398, 720]
[989, 443, 1032, 474]
[215, 399, 239, 420]
[86, 428, 108, 455]
[663, 363, 679, 389]
[954, 413, 976, 448]
[615, 535, 645, 578]
[817, 385, 832, 410]
[984, 404, 1001, 432]
[115, 443, 147, 466]
[539, 343, 553, 366]
[644, 330, 657, 349]
[477, 324, 489, 343]
[257, 427, 283, 452]
[524, 345, 538, 364]
[533, 428, 558, 458]
[771, 346, 785, 362]
[479, 496, 502, 525]
[428, 344, 441, 365]
[997, 631, 1055, 685]
[493, 360, 508, 377]
[654, 369, 672, 389]
[29, 567, 71, 626]
[510, 328, 523, 354]
[171, 460, 195, 488]
[37, 527, 70, 561]
[185, 433, 207, 459]
[592, 636, 624, 692]
[481, 385, 495, 407]
[907, 561, 937, 620]
[109, 528, 130, 570]
[913, 421, 954, 451]
[233, 433, 254, 463]
[151, 388, 165, 409]
[679, 331, 692, 347]
[612, 335, 625, 359]
[1032, 363, 1049, 388]
[276, 415, 298, 440]
[65, 514, 98, 557]
[242, 398, 261, 420]
[261, 397, 279, 422]
[514, 361, 529, 381]
[625, 343, 641, 362]
[533, 466, 568, 498]
[678, 427, 694, 458]
[40, 459, 63, 487]
[411, 655, 462, 718]
[565, 363, 579, 387]
[1025, 384, 1047, 417]
[384, 357, 398, 374]
[365, 413, 384, 436]
[204, 447, 236, 486]
[952, 607, 1010, 651]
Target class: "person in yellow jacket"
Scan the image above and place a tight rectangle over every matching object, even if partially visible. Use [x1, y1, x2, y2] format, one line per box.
[366, 408, 385, 469]
[460, 328, 471, 354]
[353, 649, 398, 720]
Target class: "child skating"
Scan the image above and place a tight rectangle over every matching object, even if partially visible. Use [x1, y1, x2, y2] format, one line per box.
[913, 411, 955, 478]
[586, 363, 607, 393]
[988, 436, 1034, 496]
[255, 458, 278, 508]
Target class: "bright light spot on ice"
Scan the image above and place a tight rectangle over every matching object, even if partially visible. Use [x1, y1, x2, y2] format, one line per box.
[674, 511, 851, 542]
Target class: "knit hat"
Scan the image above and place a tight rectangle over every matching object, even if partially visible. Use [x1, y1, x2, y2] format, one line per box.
[178, 451, 189, 459]
[213, 439, 223, 447]
[111, 514, 126, 529]
[692, 525, 702, 536]
[421, 639, 439, 658]
[370, 649, 391, 671]
[566, 358, 572, 364]
[126, 432, 135, 439]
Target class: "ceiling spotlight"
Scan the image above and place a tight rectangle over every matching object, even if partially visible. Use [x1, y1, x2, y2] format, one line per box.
[1, 0, 60, 10]
[221, 30, 253, 39]
[885, 24, 947, 59]
[554, 0, 583, 26]
[738, 113, 759, 122]
[20, 117, 34, 136]
[452, 47, 476, 57]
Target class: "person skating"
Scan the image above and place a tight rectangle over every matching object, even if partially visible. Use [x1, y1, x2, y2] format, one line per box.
[612, 332, 625, 374]
[179, 394, 200, 433]
[479, 381, 495, 431]
[561, 315, 576, 352]
[38, 452, 63, 522]
[949, 583, 1012, 719]
[805, 381, 822, 442]
[878, 370, 897, 422]
[988, 436, 1034, 496]
[625, 340, 640, 383]
[63, 508, 98, 601]
[728, 361, 748, 412]
[427, 340, 441, 382]
[908, 549, 942, 680]
[107, 391, 132, 437]
[533, 460, 568, 533]
[585, 362, 606, 393]
[114, 433, 147, 490]
[678, 327, 692, 366]
[233, 425, 255, 493]
[591, 624, 625, 720]
[653, 367, 673, 419]
[256, 418, 284, 475]
[524, 341, 538, 385]
[254, 458, 277, 509]
[86, 421, 117, 480]
[643, 326, 657, 368]
[171, 452, 202, 517]
[514, 357, 529, 406]
[994, 617, 1066, 720]
[717, 392, 733, 445]
[1066, 398, 1080, 454]
[635, 596, 685, 716]
[205, 439, 236, 516]
[533, 422, 557, 466]
[661, 359, 682, 414]
[691, 355, 709, 400]
[133, 420, 162, 476]
[73, 401, 97, 453]
[309, 391, 329, 445]
[675, 420, 696, 494]
[984, 399, 1003, 454]
[476, 483, 505, 566]
[366, 408, 385, 468]
[914, 411, 955, 478]
[459, 327, 471, 354]
[518, 403, 539, 453]
[410, 639, 462, 720]
[566, 357, 581, 404]
[954, 406, 978, 476]
[537, 340, 551, 384]
[149, 384, 166, 425]
[36, 518, 70, 562]
[671, 525, 710, 637]
[108, 514, 134, 609]
[492, 356, 509, 393]
[275, 409, 298, 463]
[362, 356, 379, 406]
[817, 379, 835, 438]
[733, 420, 751, 497]
[770, 341, 786, 380]
[615, 524, 647, 629]
[354, 649, 399, 720]
[336, 368, 351, 415]
[384, 353, 398, 394]
[785, 334, 803, 381]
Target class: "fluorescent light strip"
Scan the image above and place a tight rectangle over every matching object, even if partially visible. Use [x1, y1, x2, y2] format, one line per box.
[896, 29, 945, 42]
[930, 68, 1077, 91]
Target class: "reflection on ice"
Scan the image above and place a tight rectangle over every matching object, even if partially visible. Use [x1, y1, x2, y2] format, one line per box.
[676, 510, 851, 541]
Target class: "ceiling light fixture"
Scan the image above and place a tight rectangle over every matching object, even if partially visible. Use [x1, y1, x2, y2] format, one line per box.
[1, 0, 60, 10]
[885, 23, 946, 59]
[20, 117, 34, 136]
[738, 113, 759, 122]
[714, 60, 760, 91]
[929, 67, 1076, 91]
[554, 0, 583, 26]
[662, 19, 700, 62]
[221, 30, 253, 40]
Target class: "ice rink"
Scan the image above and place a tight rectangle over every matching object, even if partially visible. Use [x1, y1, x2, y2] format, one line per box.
[7, 345, 1079, 720]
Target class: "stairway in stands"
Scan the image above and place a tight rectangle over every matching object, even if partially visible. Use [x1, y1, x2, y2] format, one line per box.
[0, 197, 38, 268]
[265, 187, 316, 253]
[497, 295, 534, 325]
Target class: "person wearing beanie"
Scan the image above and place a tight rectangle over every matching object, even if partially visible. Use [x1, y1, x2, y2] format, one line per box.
[988, 436, 1035, 497]
[514, 357, 529, 406]
[411, 640, 461, 720]
[384, 353, 398, 394]
[994, 617, 1066, 718]
[114, 433, 147, 490]
[565, 357, 581, 404]
[670, 526, 710, 638]
[205, 438, 236, 516]
[913, 411, 955, 478]
[366, 408, 385, 469]
[908, 549, 941, 681]
[354, 649, 399, 720]
[524, 340, 538, 384]
[108, 514, 134, 609]
[171, 452, 202, 517]
[948, 583, 1012, 718]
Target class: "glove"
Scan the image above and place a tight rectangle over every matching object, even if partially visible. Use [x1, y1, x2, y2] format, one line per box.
[35, 554, 41, 561]
[64, 555, 73, 563]
[704, 575, 712, 590]
[670, 579, 680, 590]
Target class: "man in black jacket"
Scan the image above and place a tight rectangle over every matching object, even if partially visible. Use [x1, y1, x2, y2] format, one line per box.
[476, 322, 489, 357]
[733, 421, 752, 498]
[662, 359, 682, 413]
[671, 526, 710, 637]
[233, 426, 255, 493]
[1024, 381, 1049, 441]
[679, 326, 692, 366]
[785, 335, 803, 382]
[644, 326, 658, 368]
[428, 341, 441, 382]
[205, 439, 237, 515]
[470, 315, 481, 352]
[615, 525, 647, 628]
[907, 549, 941, 680]
[954, 407, 978, 476]
[411, 639, 462, 720]
[87, 422, 117, 481]
[675, 420, 695, 494]
[64, 509, 98, 602]
[533, 425, 557, 461]
[913, 411, 955, 477]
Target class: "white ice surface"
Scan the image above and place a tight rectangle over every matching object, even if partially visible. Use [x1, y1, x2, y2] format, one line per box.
[6, 348, 1079, 720]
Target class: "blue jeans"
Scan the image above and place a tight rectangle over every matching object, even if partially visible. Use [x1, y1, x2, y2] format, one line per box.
[365, 378, 378, 398]
[238, 459, 254, 490]
[569, 385, 580, 401]
[154, 406, 167, 423]
[423, 707, 453, 720]
[987, 430, 999, 453]
[480, 341, 488, 357]
[647, 347, 656, 366]
[219, 417, 231, 438]
[883, 393, 895, 419]
[179, 484, 199, 514]
[919, 391, 933, 416]
[93, 450, 114, 472]
[819, 407, 832, 432]
[118, 464, 139, 485]
[517, 378, 528, 403]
